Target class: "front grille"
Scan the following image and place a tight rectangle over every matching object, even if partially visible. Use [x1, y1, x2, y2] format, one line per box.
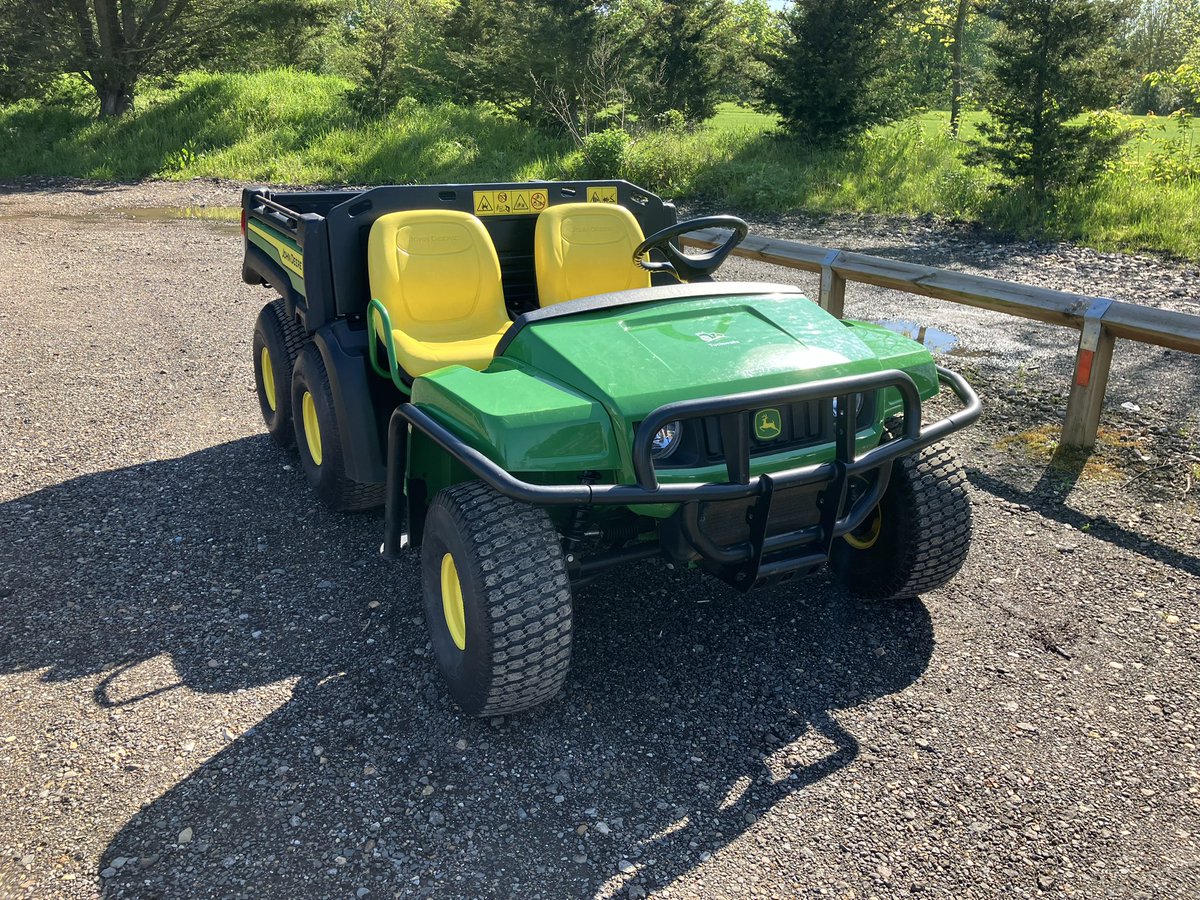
[652, 391, 876, 470]
[698, 483, 825, 546]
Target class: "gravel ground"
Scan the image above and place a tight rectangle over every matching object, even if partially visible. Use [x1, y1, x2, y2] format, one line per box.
[1, 178, 1198, 900]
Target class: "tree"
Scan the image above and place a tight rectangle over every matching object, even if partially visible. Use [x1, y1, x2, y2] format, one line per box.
[630, 0, 732, 123]
[221, 0, 351, 72]
[439, 0, 601, 125]
[0, 0, 239, 117]
[970, 0, 1132, 201]
[1126, 0, 1200, 73]
[716, 0, 779, 106]
[941, 0, 998, 135]
[534, 33, 642, 139]
[949, 0, 972, 133]
[1124, 0, 1200, 110]
[879, 1, 997, 134]
[759, 0, 917, 144]
[343, 0, 449, 114]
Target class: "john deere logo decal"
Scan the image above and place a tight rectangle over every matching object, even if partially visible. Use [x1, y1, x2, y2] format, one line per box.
[755, 408, 782, 440]
[696, 331, 739, 347]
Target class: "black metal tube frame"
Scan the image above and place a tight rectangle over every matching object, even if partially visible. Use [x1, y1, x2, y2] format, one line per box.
[247, 193, 306, 243]
[381, 367, 980, 558]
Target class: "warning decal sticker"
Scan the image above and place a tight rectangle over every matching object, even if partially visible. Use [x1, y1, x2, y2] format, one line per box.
[473, 189, 549, 217]
[587, 186, 619, 204]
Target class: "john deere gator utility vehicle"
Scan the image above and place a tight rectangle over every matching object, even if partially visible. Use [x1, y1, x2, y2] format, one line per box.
[241, 180, 981, 716]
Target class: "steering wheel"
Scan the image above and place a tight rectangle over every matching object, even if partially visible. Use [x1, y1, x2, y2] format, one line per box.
[633, 215, 749, 282]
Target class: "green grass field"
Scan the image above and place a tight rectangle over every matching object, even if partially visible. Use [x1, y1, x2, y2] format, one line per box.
[2, 72, 1199, 259]
[706, 102, 779, 133]
[0, 71, 568, 184]
[709, 103, 1200, 149]
[676, 104, 1200, 258]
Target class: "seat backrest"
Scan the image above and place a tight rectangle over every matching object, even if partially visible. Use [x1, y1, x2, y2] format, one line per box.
[534, 203, 651, 306]
[368, 209, 508, 337]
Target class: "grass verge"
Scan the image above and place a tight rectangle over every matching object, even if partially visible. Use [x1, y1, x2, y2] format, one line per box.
[0, 70, 566, 185]
[2, 72, 1199, 259]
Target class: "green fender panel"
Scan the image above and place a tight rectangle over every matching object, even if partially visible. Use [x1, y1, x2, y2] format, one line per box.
[842, 321, 940, 417]
[410, 363, 621, 474]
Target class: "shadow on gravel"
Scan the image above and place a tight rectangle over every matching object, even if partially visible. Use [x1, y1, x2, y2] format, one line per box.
[967, 465, 1200, 578]
[0, 438, 934, 898]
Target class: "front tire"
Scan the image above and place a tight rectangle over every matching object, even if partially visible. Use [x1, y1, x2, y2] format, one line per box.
[421, 482, 573, 717]
[829, 439, 972, 601]
[252, 299, 305, 447]
[290, 343, 384, 512]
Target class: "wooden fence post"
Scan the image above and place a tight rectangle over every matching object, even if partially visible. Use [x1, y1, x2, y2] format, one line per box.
[819, 249, 846, 319]
[1061, 299, 1115, 450]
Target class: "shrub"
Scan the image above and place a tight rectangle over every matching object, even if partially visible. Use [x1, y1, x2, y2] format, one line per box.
[578, 127, 631, 178]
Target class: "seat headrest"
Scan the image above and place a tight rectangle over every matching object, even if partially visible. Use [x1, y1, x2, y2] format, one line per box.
[534, 203, 651, 305]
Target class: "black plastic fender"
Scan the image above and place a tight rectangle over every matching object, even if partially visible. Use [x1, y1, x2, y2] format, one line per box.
[310, 321, 387, 485]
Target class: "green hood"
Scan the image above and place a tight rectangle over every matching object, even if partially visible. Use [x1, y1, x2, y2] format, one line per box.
[411, 287, 938, 479]
[499, 291, 884, 420]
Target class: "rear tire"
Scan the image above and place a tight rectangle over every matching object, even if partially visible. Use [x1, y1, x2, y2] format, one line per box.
[252, 299, 305, 448]
[290, 343, 384, 512]
[829, 439, 972, 601]
[420, 482, 573, 717]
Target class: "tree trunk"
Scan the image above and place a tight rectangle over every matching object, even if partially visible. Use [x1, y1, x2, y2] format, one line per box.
[949, 0, 969, 137]
[97, 79, 133, 118]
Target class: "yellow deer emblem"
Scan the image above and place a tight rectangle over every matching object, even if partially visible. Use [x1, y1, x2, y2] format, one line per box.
[755, 409, 782, 440]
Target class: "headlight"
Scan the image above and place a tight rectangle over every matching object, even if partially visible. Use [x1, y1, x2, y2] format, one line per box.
[832, 394, 864, 418]
[651, 420, 683, 459]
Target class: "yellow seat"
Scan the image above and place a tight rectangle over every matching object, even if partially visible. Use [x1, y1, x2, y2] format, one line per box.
[534, 203, 651, 306]
[368, 209, 510, 378]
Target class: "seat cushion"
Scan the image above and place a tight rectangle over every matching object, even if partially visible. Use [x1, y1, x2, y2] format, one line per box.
[534, 203, 651, 306]
[390, 321, 510, 377]
[368, 209, 510, 375]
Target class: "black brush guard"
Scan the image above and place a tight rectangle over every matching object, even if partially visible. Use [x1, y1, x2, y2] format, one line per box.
[382, 367, 981, 589]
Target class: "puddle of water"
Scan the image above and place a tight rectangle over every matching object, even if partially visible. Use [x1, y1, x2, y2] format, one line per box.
[872, 318, 962, 354]
[111, 206, 241, 228]
[0, 205, 241, 232]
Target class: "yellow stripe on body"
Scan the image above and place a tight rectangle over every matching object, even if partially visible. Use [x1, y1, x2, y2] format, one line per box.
[248, 221, 305, 278]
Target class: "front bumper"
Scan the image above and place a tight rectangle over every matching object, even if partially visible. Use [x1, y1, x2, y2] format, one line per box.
[383, 367, 981, 585]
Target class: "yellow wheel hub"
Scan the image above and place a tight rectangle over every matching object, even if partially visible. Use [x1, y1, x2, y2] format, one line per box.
[844, 506, 882, 550]
[440, 553, 467, 651]
[301, 391, 322, 466]
[260, 346, 276, 412]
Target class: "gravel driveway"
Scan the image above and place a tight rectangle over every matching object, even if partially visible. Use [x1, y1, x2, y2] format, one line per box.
[1, 178, 1198, 900]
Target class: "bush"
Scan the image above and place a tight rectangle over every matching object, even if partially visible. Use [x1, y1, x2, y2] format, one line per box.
[1144, 63, 1200, 115]
[578, 127, 631, 178]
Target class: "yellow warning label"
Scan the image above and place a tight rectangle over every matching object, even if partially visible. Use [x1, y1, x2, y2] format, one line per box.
[473, 188, 549, 217]
[587, 186, 619, 204]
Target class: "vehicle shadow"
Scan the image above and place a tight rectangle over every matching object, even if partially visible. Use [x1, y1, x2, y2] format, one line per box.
[0, 438, 933, 898]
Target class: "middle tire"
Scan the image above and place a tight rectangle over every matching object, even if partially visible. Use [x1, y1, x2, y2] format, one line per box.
[252, 298, 305, 448]
[420, 481, 573, 717]
[290, 343, 385, 512]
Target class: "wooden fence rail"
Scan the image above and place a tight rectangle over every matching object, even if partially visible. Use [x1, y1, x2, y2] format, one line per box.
[681, 229, 1200, 450]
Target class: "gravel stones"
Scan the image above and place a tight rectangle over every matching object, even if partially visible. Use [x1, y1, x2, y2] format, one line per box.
[0, 179, 1197, 898]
